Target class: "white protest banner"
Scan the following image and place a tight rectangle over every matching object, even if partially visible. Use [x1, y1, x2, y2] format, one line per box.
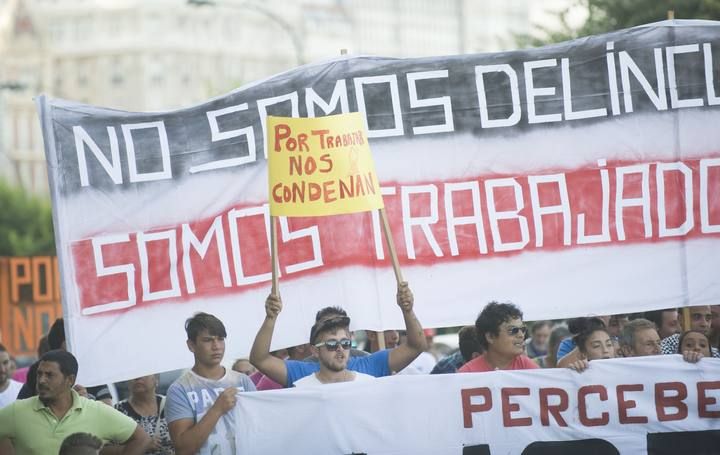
[38, 21, 720, 385]
[234, 357, 720, 454]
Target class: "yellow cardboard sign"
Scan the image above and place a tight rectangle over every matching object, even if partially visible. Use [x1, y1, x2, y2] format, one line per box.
[267, 112, 384, 217]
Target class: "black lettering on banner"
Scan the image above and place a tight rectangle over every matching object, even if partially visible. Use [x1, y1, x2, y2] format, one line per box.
[462, 445, 491, 455]
[520, 439, 619, 454]
[646, 430, 720, 455]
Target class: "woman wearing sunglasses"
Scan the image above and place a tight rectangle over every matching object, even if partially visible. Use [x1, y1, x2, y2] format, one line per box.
[294, 316, 374, 387]
[458, 302, 539, 373]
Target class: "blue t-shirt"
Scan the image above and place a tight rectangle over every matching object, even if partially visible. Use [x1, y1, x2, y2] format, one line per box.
[285, 349, 390, 387]
[556, 337, 576, 359]
[165, 369, 255, 455]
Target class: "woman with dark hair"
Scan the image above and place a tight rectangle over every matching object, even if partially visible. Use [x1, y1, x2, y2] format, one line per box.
[574, 318, 615, 362]
[114, 375, 174, 454]
[458, 302, 539, 373]
[566, 319, 614, 372]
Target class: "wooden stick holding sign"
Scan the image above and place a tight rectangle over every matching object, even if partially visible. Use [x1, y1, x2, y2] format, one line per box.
[379, 207, 404, 285]
[270, 216, 279, 296]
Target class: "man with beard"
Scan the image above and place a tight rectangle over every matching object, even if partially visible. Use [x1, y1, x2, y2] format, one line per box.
[166, 312, 256, 455]
[294, 315, 373, 386]
[250, 282, 426, 387]
[0, 350, 149, 454]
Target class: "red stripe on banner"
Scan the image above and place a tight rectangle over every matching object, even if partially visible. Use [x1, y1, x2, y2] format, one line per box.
[70, 156, 720, 315]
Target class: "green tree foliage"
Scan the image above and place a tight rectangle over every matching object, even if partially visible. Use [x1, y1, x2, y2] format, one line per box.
[0, 180, 55, 256]
[519, 0, 720, 47]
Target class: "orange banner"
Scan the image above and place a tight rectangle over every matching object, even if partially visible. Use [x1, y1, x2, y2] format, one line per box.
[0, 257, 62, 359]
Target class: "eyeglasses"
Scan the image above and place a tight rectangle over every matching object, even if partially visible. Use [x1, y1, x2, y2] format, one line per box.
[314, 338, 352, 351]
[506, 326, 528, 337]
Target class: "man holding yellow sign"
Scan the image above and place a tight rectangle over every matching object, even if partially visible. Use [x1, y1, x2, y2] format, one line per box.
[254, 112, 422, 386]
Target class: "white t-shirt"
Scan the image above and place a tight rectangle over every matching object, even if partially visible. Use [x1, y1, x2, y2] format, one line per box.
[294, 371, 374, 388]
[0, 379, 23, 409]
[398, 351, 437, 375]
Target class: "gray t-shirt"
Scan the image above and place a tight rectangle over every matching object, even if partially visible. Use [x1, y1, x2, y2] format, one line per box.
[166, 368, 255, 455]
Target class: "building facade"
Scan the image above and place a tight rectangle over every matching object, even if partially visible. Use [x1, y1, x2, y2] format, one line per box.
[0, 0, 578, 194]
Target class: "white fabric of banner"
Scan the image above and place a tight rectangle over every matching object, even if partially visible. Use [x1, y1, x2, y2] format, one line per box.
[36, 21, 720, 385]
[234, 356, 720, 454]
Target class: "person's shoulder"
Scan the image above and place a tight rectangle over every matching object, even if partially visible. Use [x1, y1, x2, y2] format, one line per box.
[458, 355, 486, 373]
[114, 399, 130, 413]
[80, 394, 119, 416]
[517, 355, 540, 369]
[166, 370, 193, 396]
[353, 371, 375, 382]
[293, 373, 319, 388]
[226, 369, 255, 390]
[8, 379, 23, 392]
[168, 369, 193, 388]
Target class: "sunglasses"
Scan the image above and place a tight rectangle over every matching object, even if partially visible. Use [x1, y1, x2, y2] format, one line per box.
[506, 326, 528, 336]
[314, 338, 352, 351]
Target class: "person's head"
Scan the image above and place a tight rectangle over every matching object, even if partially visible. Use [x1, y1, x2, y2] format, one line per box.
[574, 319, 614, 361]
[310, 316, 352, 372]
[59, 432, 103, 455]
[128, 374, 159, 397]
[458, 326, 482, 363]
[686, 306, 712, 335]
[607, 314, 629, 338]
[620, 319, 661, 357]
[0, 343, 10, 386]
[528, 321, 552, 351]
[47, 318, 66, 351]
[286, 344, 312, 360]
[475, 302, 525, 358]
[185, 312, 227, 367]
[711, 305, 720, 337]
[37, 350, 78, 403]
[315, 306, 347, 322]
[644, 309, 680, 339]
[547, 326, 570, 360]
[678, 330, 711, 357]
[232, 359, 257, 376]
[366, 330, 400, 350]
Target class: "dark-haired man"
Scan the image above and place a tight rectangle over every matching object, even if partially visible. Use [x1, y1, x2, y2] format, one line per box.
[166, 312, 256, 455]
[59, 432, 103, 455]
[294, 315, 374, 386]
[0, 350, 150, 454]
[459, 302, 539, 372]
[17, 317, 67, 400]
[643, 308, 680, 339]
[250, 282, 427, 387]
[17, 318, 115, 404]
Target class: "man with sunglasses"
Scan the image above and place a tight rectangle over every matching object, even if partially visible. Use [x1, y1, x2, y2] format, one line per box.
[294, 316, 374, 387]
[250, 282, 427, 387]
[458, 302, 539, 373]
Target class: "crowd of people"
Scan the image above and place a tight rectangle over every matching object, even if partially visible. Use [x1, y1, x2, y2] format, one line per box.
[0, 283, 718, 454]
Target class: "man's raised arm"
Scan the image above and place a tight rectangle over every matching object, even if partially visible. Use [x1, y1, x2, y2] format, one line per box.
[388, 282, 427, 372]
[249, 293, 289, 386]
